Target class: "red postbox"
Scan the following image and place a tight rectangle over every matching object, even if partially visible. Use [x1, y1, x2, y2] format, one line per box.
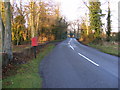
[31, 37, 38, 46]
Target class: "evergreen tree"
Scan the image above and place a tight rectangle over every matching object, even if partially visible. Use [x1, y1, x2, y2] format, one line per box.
[89, 1, 103, 39]
[106, 2, 112, 41]
[52, 17, 68, 40]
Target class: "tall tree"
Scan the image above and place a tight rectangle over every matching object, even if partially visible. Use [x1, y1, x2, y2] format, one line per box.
[106, 2, 112, 41]
[12, 15, 26, 45]
[23, 0, 68, 42]
[3, 2, 13, 61]
[80, 18, 88, 41]
[0, 10, 5, 50]
[70, 21, 77, 38]
[30, 1, 36, 38]
[89, 1, 103, 39]
[52, 17, 68, 40]
[0, 2, 5, 24]
[0, 2, 5, 48]
[12, 3, 26, 45]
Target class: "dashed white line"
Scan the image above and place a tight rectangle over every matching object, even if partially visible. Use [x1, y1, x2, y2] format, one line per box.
[68, 38, 99, 67]
[68, 38, 72, 44]
[78, 53, 99, 67]
[69, 45, 74, 50]
[68, 41, 71, 45]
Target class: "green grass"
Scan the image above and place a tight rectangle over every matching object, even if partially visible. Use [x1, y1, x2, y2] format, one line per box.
[88, 43, 119, 57]
[3, 44, 55, 88]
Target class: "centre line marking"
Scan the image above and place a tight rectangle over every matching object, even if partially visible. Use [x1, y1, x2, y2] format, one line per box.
[78, 53, 99, 67]
[69, 45, 74, 50]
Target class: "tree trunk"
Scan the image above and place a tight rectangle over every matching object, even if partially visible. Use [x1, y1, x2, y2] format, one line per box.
[30, 2, 35, 38]
[4, 2, 13, 61]
[0, 12, 5, 52]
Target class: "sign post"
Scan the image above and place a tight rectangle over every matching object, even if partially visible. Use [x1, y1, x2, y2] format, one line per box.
[31, 37, 38, 58]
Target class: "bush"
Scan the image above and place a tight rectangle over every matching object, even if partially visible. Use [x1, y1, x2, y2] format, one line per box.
[110, 32, 120, 42]
[92, 37, 103, 45]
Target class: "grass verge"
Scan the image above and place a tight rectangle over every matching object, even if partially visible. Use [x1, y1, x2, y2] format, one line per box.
[88, 43, 119, 57]
[3, 44, 55, 88]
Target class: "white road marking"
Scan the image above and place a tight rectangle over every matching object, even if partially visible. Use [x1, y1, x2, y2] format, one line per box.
[78, 53, 99, 67]
[68, 38, 75, 50]
[68, 38, 72, 45]
[69, 45, 74, 50]
[68, 38, 99, 67]
[74, 38, 77, 41]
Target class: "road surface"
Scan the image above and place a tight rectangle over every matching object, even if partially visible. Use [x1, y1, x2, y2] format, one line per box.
[39, 38, 119, 88]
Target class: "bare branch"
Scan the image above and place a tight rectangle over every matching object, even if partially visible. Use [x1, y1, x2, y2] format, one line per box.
[82, 0, 90, 9]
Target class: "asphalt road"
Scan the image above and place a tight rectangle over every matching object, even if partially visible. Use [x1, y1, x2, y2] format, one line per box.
[39, 38, 119, 88]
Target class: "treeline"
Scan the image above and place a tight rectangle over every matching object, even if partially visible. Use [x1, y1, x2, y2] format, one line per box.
[79, 1, 106, 44]
[0, 0, 68, 45]
[0, 0, 68, 65]
[72, 1, 119, 44]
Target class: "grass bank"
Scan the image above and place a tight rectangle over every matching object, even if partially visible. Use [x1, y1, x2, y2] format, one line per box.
[87, 42, 119, 57]
[3, 44, 55, 88]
